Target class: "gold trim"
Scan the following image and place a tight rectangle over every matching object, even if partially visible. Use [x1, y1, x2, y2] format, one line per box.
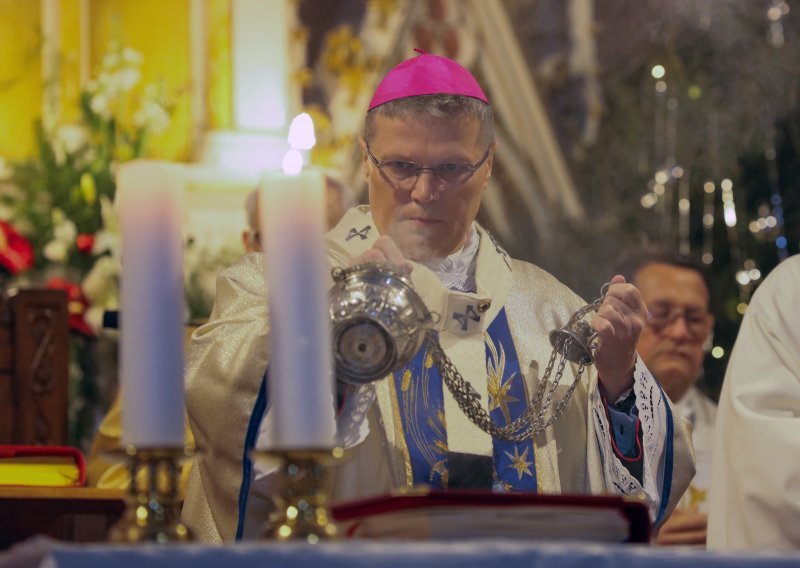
[517, 350, 542, 482]
[387, 373, 413, 488]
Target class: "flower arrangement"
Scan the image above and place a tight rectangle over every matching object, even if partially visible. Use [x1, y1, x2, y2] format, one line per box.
[0, 42, 171, 335]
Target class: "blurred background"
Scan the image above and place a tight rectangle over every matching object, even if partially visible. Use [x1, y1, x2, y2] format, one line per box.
[0, 0, 797, 449]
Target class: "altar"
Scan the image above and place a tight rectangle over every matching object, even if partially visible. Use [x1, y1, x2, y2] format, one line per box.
[1, 538, 797, 568]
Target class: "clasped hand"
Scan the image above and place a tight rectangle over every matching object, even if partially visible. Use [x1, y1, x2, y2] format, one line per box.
[590, 275, 648, 401]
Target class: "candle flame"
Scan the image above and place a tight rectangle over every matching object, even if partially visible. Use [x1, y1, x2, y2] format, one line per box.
[282, 149, 304, 175]
[288, 113, 316, 150]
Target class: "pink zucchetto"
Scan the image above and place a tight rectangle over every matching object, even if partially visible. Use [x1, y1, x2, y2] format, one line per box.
[367, 49, 490, 111]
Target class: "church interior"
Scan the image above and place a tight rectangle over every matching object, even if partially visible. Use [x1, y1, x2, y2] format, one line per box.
[0, 0, 798, 562]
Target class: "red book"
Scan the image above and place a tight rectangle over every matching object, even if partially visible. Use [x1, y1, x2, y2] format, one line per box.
[332, 488, 651, 543]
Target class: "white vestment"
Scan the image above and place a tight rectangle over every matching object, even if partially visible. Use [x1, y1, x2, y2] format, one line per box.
[707, 254, 800, 550]
[675, 386, 716, 512]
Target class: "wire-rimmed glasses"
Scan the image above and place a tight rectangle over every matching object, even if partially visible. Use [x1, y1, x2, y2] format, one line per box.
[365, 143, 492, 191]
[647, 304, 712, 339]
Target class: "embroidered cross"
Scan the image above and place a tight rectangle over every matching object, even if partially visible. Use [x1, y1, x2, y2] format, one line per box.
[346, 225, 372, 241]
[453, 304, 480, 331]
[488, 232, 511, 271]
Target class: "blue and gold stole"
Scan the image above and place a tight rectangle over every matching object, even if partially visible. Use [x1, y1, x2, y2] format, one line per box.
[390, 308, 537, 492]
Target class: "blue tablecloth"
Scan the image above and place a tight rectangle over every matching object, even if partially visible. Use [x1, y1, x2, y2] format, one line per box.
[0, 538, 797, 568]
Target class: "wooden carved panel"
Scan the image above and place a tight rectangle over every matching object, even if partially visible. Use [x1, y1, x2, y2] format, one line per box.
[7, 290, 69, 446]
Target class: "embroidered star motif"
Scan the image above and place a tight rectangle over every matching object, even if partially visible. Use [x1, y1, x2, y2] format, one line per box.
[504, 446, 533, 480]
[453, 304, 480, 331]
[488, 373, 520, 426]
[346, 225, 372, 241]
[486, 336, 519, 425]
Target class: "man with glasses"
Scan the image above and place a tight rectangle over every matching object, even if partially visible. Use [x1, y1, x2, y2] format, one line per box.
[182, 52, 694, 543]
[618, 249, 716, 546]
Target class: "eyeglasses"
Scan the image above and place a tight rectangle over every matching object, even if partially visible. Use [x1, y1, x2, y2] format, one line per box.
[647, 304, 711, 339]
[365, 143, 492, 191]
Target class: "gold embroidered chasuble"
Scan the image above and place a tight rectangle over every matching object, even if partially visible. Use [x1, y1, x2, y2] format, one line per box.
[181, 206, 695, 543]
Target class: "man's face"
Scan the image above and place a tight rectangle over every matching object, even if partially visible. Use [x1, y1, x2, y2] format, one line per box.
[361, 114, 493, 262]
[634, 263, 714, 403]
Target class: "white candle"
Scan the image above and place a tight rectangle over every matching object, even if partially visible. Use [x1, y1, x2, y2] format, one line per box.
[260, 166, 335, 449]
[118, 161, 186, 448]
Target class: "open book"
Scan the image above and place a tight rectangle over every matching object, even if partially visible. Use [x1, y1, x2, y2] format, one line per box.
[0, 445, 86, 487]
[332, 489, 651, 542]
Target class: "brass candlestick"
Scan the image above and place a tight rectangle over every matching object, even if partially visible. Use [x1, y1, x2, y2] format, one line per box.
[108, 445, 193, 543]
[252, 447, 343, 543]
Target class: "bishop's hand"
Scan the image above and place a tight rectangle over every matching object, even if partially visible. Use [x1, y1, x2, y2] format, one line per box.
[590, 275, 648, 401]
[347, 235, 413, 273]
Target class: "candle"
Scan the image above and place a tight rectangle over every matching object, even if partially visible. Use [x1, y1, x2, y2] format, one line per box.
[118, 160, 186, 448]
[260, 164, 335, 449]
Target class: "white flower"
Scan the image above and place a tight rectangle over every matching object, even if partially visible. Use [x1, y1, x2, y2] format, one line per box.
[134, 99, 170, 135]
[92, 196, 121, 257]
[82, 255, 120, 304]
[53, 214, 77, 242]
[90, 93, 111, 119]
[117, 67, 141, 91]
[121, 47, 143, 65]
[92, 230, 118, 257]
[44, 240, 69, 262]
[56, 125, 88, 154]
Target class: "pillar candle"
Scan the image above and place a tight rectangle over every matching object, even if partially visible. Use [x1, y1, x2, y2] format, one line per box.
[260, 167, 335, 449]
[118, 161, 186, 448]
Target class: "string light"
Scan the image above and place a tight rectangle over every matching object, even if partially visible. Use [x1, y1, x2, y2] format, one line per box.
[768, 1, 790, 47]
[721, 178, 737, 227]
[701, 180, 716, 263]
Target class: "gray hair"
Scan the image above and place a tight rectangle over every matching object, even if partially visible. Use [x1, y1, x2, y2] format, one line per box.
[364, 94, 494, 147]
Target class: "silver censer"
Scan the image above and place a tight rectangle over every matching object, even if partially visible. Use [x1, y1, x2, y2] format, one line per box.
[329, 262, 438, 385]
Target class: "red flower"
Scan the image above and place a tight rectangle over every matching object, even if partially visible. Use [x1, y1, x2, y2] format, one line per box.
[0, 220, 34, 275]
[76, 233, 95, 255]
[46, 277, 96, 337]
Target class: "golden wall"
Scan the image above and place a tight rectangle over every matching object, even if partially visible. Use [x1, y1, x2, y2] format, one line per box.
[0, 0, 232, 163]
[0, 1, 42, 160]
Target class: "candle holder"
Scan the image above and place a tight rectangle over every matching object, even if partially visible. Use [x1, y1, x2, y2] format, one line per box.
[252, 447, 343, 543]
[107, 445, 193, 543]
